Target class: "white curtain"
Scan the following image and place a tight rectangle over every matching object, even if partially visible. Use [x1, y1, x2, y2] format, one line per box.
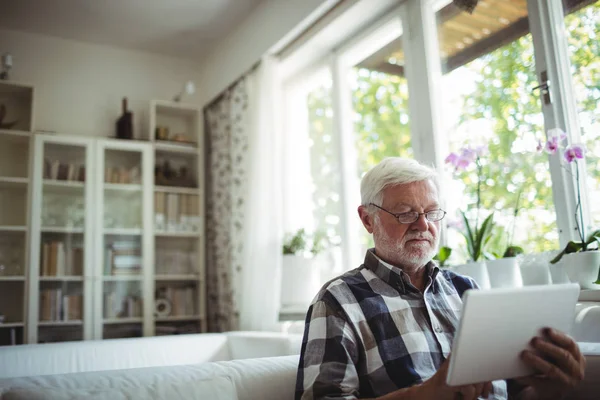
[238, 56, 284, 331]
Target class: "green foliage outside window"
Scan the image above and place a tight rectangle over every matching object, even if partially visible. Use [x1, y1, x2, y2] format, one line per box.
[304, 4, 600, 258]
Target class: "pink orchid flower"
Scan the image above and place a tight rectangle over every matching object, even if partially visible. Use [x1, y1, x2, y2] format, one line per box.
[547, 128, 568, 142]
[445, 153, 458, 165]
[545, 137, 559, 154]
[564, 144, 585, 163]
[536, 140, 543, 152]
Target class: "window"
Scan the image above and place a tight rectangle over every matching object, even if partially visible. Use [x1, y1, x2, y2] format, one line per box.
[280, 0, 597, 285]
[564, 0, 600, 229]
[283, 67, 344, 274]
[434, 1, 558, 260]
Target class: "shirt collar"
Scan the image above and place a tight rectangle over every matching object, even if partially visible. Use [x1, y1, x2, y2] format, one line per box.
[363, 248, 440, 294]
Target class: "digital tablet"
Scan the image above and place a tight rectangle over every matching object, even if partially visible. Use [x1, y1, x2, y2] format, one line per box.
[446, 283, 580, 386]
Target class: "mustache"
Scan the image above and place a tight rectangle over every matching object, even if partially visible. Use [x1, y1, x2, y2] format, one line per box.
[404, 233, 434, 242]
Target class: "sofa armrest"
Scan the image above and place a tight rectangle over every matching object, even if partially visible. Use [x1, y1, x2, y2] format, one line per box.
[225, 331, 303, 360]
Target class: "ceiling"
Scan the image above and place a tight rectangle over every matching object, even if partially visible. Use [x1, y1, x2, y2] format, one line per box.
[0, 0, 264, 61]
[358, 0, 529, 75]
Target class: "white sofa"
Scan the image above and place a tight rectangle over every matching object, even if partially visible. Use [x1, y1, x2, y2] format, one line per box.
[0, 303, 599, 400]
[0, 331, 303, 379]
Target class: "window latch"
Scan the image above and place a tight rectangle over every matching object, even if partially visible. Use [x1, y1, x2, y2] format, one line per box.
[531, 71, 551, 105]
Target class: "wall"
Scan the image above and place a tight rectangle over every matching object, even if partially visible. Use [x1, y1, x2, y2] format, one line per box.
[0, 28, 203, 138]
[198, 0, 328, 106]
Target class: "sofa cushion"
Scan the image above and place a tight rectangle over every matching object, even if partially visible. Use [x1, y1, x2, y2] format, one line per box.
[225, 331, 302, 359]
[0, 356, 299, 400]
[0, 334, 231, 379]
[1, 375, 238, 400]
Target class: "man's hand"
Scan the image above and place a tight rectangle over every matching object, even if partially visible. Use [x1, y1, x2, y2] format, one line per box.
[420, 356, 493, 400]
[515, 328, 586, 400]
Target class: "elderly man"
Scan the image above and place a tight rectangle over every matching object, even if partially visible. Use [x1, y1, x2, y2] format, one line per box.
[295, 157, 585, 400]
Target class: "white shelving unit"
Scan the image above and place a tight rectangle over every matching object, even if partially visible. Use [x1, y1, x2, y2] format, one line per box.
[150, 100, 205, 335]
[1, 94, 205, 345]
[0, 80, 34, 346]
[28, 134, 154, 343]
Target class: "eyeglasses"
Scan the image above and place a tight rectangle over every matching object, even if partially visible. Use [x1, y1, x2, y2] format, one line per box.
[369, 203, 446, 224]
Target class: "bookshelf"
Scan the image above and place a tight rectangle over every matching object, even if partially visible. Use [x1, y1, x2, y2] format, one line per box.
[28, 135, 154, 343]
[150, 100, 205, 335]
[0, 80, 34, 346]
[28, 135, 93, 344]
[1, 96, 205, 345]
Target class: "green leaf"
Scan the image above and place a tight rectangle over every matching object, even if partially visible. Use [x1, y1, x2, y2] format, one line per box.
[434, 246, 452, 266]
[460, 211, 476, 261]
[473, 213, 495, 261]
[585, 229, 600, 247]
[503, 246, 524, 258]
[550, 240, 585, 264]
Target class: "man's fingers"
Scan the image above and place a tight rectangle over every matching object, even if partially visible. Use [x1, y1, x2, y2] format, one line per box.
[458, 384, 477, 400]
[544, 328, 583, 361]
[521, 350, 574, 386]
[530, 337, 584, 381]
[482, 381, 493, 398]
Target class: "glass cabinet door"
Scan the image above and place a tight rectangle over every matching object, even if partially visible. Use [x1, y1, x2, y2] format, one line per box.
[0, 130, 31, 346]
[95, 139, 152, 340]
[28, 135, 94, 344]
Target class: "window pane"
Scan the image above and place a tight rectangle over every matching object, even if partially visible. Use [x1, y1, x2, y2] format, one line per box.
[349, 30, 412, 256]
[564, 0, 600, 229]
[284, 69, 343, 270]
[307, 73, 344, 249]
[435, 1, 557, 262]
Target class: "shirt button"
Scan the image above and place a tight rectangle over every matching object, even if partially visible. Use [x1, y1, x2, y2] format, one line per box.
[435, 325, 443, 333]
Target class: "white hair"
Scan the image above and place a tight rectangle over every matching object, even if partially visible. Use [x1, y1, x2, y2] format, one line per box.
[360, 157, 439, 206]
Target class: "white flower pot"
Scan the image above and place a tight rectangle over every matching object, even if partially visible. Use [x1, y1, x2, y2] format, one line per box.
[486, 258, 523, 288]
[561, 251, 600, 290]
[548, 261, 571, 284]
[520, 260, 552, 286]
[280, 254, 322, 308]
[452, 261, 491, 289]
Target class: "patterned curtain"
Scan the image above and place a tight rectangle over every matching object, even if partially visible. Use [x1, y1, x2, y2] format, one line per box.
[204, 79, 249, 332]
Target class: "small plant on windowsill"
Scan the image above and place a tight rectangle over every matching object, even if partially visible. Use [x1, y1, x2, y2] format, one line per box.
[445, 145, 496, 263]
[499, 189, 525, 259]
[282, 228, 331, 257]
[541, 128, 600, 285]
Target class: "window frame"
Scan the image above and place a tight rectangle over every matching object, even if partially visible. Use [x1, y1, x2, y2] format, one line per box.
[280, 0, 595, 275]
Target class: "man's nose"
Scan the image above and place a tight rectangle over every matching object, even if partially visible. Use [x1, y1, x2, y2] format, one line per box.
[410, 214, 429, 231]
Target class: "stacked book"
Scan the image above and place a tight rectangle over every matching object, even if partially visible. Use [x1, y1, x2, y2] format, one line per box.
[44, 159, 85, 182]
[39, 289, 83, 321]
[154, 193, 201, 232]
[40, 241, 84, 276]
[162, 286, 195, 316]
[105, 241, 141, 276]
[104, 293, 142, 319]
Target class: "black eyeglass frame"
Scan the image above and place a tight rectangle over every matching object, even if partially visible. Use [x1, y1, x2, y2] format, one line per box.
[369, 203, 447, 224]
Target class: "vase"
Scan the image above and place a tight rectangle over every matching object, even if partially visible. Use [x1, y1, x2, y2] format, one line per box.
[451, 261, 491, 289]
[520, 260, 552, 286]
[280, 254, 322, 309]
[486, 257, 523, 288]
[560, 251, 600, 290]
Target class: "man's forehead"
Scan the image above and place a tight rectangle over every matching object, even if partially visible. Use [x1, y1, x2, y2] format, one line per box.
[383, 181, 439, 206]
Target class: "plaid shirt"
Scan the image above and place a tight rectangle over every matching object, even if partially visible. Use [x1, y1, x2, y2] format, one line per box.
[295, 249, 508, 399]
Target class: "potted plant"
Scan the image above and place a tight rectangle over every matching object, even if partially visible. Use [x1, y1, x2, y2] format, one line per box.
[445, 145, 493, 288]
[434, 246, 452, 267]
[280, 229, 331, 310]
[486, 191, 525, 288]
[543, 129, 600, 289]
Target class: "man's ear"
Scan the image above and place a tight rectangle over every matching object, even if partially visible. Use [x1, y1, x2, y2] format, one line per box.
[358, 205, 375, 234]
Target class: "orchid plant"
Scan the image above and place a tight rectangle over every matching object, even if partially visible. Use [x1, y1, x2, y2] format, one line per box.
[445, 145, 495, 262]
[542, 128, 600, 265]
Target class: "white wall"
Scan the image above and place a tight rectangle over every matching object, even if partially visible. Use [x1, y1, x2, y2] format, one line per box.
[0, 28, 203, 138]
[198, 0, 327, 106]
